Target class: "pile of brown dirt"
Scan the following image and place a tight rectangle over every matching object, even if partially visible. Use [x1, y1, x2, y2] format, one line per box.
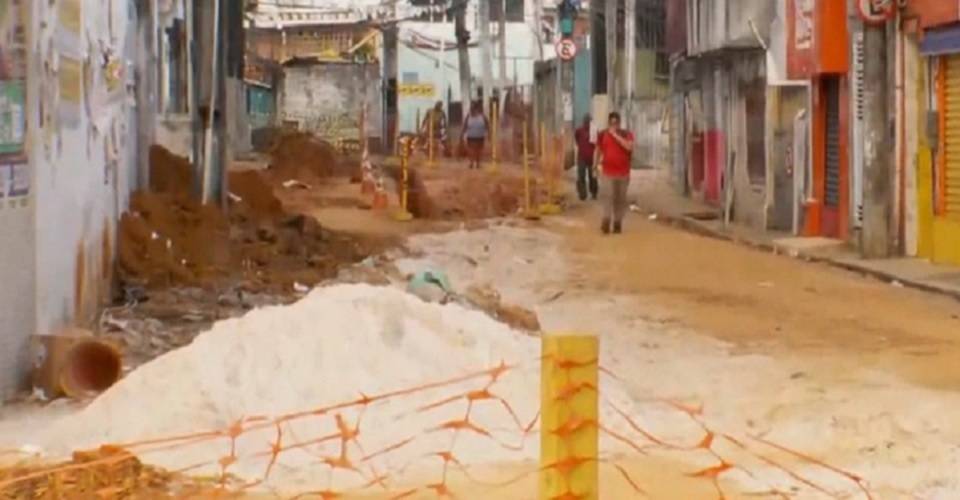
[118, 146, 386, 291]
[228, 169, 284, 220]
[0, 446, 226, 498]
[148, 145, 193, 197]
[118, 191, 230, 286]
[267, 131, 338, 180]
[417, 168, 549, 220]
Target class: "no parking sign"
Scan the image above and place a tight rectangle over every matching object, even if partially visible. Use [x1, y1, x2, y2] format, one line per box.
[556, 39, 578, 62]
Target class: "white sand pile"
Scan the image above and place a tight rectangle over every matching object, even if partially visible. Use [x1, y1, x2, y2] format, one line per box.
[43, 284, 633, 493]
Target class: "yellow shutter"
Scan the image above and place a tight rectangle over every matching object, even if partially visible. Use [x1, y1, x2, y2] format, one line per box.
[944, 55, 960, 218]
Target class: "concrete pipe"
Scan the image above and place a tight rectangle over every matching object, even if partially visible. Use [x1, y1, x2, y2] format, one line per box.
[31, 332, 122, 399]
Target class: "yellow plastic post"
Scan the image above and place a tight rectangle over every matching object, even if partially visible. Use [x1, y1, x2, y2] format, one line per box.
[488, 102, 499, 173]
[428, 112, 436, 167]
[540, 122, 547, 160]
[539, 132, 563, 215]
[393, 139, 414, 222]
[540, 332, 599, 500]
[523, 125, 540, 221]
[414, 108, 422, 157]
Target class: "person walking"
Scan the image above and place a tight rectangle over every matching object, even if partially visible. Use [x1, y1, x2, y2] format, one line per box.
[460, 101, 489, 169]
[574, 114, 598, 200]
[420, 100, 448, 156]
[593, 112, 634, 234]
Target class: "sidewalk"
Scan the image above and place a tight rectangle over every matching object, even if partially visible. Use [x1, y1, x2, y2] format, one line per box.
[627, 168, 960, 301]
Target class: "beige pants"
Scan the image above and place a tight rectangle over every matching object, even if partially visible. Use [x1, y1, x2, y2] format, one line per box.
[600, 175, 630, 222]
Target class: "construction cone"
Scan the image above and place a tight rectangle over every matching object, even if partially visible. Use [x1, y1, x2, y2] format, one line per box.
[372, 174, 388, 211]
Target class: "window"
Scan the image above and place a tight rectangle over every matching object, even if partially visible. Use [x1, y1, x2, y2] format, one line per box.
[402, 72, 419, 84]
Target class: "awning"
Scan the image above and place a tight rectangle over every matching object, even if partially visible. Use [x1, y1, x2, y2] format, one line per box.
[921, 24, 960, 56]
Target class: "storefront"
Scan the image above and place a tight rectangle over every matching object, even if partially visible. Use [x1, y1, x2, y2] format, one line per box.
[917, 22, 960, 265]
[786, 0, 850, 239]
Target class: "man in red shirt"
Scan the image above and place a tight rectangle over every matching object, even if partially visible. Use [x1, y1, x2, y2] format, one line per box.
[574, 114, 598, 200]
[593, 112, 634, 234]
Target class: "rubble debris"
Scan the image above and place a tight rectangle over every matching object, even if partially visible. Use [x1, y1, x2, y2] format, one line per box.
[464, 285, 541, 333]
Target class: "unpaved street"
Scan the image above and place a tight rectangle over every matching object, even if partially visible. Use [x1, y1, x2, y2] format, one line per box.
[4, 171, 960, 498]
[397, 205, 960, 498]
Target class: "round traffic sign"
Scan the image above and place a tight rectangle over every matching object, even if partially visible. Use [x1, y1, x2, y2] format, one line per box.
[556, 39, 578, 61]
[856, 0, 894, 25]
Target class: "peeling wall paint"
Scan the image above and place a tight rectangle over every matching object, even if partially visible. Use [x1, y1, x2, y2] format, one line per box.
[31, 0, 140, 337]
[0, 0, 36, 398]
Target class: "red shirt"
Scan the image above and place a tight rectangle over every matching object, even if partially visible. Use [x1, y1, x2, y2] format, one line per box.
[597, 130, 634, 177]
[574, 126, 595, 163]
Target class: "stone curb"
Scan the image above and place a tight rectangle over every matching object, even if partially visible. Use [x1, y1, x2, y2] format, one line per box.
[650, 211, 960, 304]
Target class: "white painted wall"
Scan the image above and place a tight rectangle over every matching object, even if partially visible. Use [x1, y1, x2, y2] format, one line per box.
[30, 0, 141, 335]
[0, 1, 34, 397]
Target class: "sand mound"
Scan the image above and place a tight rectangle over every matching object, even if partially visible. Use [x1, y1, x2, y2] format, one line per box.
[43, 285, 636, 493]
[44, 285, 540, 489]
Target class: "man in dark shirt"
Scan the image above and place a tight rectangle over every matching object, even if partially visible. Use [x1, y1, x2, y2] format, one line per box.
[574, 114, 598, 201]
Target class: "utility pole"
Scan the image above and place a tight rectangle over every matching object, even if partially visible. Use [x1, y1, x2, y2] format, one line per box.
[861, 23, 892, 257]
[558, 0, 577, 140]
[479, 0, 493, 114]
[498, 0, 508, 92]
[605, 0, 618, 105]
[624, 0, 635, 128]
[454, 3, 472, 114]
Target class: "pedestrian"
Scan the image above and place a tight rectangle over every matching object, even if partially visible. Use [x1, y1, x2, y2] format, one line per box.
[574, 114, 598, 201]
[593, 111, 634, 234]
[420, 100, 448, 156]
[460, 100, 489, 169]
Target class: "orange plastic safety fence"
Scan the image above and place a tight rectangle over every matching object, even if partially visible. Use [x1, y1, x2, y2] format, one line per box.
[0, 359, 878, 499]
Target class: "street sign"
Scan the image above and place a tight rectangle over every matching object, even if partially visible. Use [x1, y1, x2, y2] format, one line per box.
[855, 0, 895, 25]
[556, 39, 577, 61]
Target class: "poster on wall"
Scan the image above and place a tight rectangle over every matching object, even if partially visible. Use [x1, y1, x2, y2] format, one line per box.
[8, 160, 28, 198]
[0, 0, 27, 159]
[56, 0, 83, 56]
[58, 56, 83, 128]
[0, 80, 25, 154]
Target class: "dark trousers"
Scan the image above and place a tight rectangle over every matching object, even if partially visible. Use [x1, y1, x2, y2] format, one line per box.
[577, 159, 598, 200]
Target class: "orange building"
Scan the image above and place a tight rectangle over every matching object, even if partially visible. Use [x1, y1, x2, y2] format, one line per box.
[786, 0, 850, 239]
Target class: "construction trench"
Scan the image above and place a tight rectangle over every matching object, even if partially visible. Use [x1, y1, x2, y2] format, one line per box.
[4, 133, 960, 499]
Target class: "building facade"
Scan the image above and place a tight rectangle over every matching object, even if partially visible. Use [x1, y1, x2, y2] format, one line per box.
[0, 0, 149, 397]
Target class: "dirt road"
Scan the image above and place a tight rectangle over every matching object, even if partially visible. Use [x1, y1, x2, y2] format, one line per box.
[5, 163, 960, 498]
[402, 207, 960, 498]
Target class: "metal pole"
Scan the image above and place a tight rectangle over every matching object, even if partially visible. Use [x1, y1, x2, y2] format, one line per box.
[479, 0, 493, 114]
[201, 0, 221, 204]
[605, 0, 618, 104]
